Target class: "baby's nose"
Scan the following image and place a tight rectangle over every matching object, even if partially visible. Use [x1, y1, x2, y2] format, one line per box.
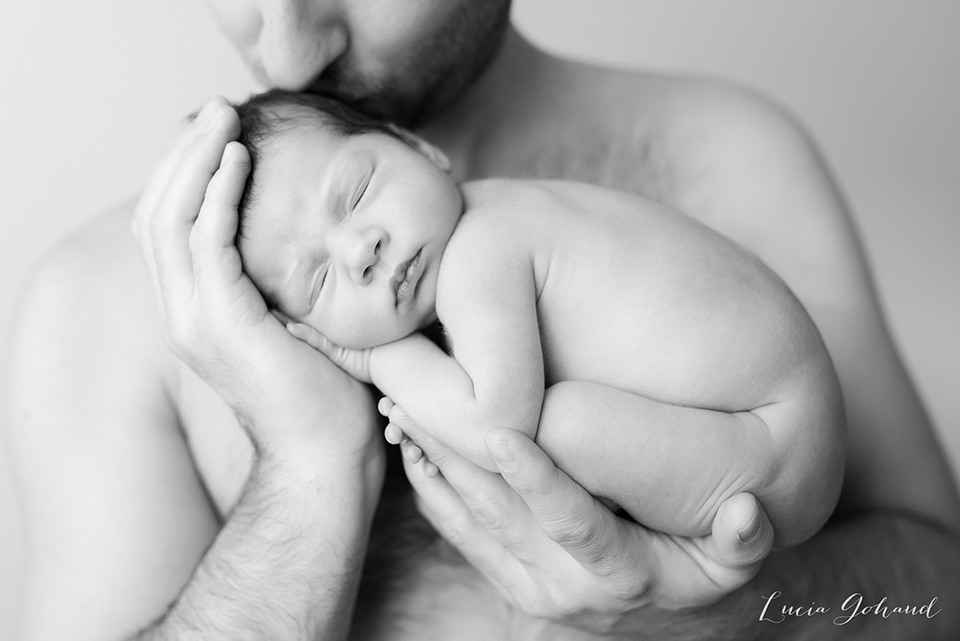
[346, 227, 388, 285]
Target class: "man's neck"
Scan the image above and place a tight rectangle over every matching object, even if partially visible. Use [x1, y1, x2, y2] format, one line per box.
[416, 26, 555, 175]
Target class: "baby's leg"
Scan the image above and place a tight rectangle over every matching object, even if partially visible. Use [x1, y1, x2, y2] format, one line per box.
[536, 381, 841, 547]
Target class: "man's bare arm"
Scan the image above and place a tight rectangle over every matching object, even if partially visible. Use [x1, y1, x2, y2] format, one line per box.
[135, 449, 382, 640]
[8, 101, 385, 640]
[8, 212, 383, 641]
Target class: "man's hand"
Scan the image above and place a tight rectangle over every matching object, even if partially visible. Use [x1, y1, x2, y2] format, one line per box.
[132, 97, 378, 466]
[404, 425, 773, 634]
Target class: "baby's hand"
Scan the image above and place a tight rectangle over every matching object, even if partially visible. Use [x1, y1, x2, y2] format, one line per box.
[378, 396, 439, 477]
[285, 321, 374, 384]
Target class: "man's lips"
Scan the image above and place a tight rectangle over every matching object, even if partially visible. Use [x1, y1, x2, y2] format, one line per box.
[393, 249, 423, 308]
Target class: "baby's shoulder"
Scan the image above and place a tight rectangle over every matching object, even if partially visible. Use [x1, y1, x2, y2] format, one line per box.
[462, 177, 654, 214]
[439, 181, 547, 278]
[464, 177, 590, 208]
[458, 179, 582, 230]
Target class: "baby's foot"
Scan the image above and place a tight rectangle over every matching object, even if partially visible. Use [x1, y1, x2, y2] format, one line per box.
[378, 396, 458, 478]
[383, 421, 439, 477]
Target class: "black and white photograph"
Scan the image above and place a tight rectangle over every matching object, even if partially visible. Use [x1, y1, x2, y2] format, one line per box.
[1, 1, 958, 638]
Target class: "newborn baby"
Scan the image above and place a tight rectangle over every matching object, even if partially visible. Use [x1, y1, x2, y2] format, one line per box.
[234, 90, 845, 547]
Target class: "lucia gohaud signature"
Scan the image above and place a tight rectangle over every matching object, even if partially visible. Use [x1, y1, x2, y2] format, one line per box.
[759, 591, 941, 625]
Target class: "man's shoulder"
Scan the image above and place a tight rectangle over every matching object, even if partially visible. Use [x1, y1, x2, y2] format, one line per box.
[654, 75, 817, 168]
[14, 200, 167, 363]
[27, 200, 146, 297]
[493, 60, 814, 200]
[571, 64, 829, 209]
[576, 62, 804, 140]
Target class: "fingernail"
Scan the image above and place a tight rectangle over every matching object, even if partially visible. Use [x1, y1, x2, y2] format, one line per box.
[487, 438, 516, 472]
[738, 514, 762, 543]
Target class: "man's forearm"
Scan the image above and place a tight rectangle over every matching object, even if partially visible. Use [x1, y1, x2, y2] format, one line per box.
[635, 513, 960, 640]
[133, 449, 383, 641]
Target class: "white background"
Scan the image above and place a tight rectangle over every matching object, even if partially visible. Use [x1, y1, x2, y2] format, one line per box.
[1, 1, 958, 637]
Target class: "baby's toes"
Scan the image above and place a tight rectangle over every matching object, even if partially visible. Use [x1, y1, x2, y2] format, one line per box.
[387, 403, 418, 431]
[400, 439, 424, 464]
[378, 396, 394, 418]
[384, 423, 404, 445]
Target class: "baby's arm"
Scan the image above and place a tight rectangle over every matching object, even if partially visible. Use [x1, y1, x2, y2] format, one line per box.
[297, 222, 546, 472]
[373, 237, 544, 471]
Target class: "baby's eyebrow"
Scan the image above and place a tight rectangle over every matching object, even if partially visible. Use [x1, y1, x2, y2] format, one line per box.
[326, 152, 366, 215]
[328, 167, 350, 213]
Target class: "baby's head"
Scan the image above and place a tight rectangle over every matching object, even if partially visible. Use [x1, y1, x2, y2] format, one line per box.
[234, 89, 463, 349]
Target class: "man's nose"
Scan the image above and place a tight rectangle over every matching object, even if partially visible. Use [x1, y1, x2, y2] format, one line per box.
[341, 227, 389, 285]
[256, 0, 347, 90]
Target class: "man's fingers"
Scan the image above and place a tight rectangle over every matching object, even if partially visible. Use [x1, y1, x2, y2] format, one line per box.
[706, 492, 774, 572]
[151, 98, 239, 305]
[484, 428, 627, 568]
[133, 99, 219, 239]
[403, 455, 529, 595]
[194, 142, 249, 248]
[480, 428, 633, 572]
[191, 141, 250, 290]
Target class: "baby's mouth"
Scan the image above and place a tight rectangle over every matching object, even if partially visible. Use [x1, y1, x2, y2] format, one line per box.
[393, 249, 423, 308]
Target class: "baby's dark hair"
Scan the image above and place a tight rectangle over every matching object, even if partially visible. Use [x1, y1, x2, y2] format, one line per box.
[234, 89, 401, 235]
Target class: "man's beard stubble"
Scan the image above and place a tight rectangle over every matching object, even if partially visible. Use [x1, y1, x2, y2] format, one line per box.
[306, 1, 511, 128]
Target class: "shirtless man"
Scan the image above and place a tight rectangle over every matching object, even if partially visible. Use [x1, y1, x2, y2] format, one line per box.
[7, 2, 960, 640]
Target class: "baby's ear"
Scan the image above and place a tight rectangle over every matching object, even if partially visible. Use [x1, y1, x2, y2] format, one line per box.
[386, 124, 452, 173]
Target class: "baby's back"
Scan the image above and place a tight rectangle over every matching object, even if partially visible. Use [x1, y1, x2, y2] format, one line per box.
[458, 179, 826, 413]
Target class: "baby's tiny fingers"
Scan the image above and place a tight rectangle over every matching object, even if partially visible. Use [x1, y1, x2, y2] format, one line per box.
[285, 322, 309, 339]
[286, 322, 328, 349]
[271, 309, 293, 325]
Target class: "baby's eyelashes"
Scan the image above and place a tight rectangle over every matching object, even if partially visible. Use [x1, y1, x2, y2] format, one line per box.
[309, 263, 330, 308]
[352, 174, 370, 210]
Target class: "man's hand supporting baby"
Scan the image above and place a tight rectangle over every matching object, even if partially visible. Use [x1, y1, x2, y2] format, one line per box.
[384, 399, 778, 632]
